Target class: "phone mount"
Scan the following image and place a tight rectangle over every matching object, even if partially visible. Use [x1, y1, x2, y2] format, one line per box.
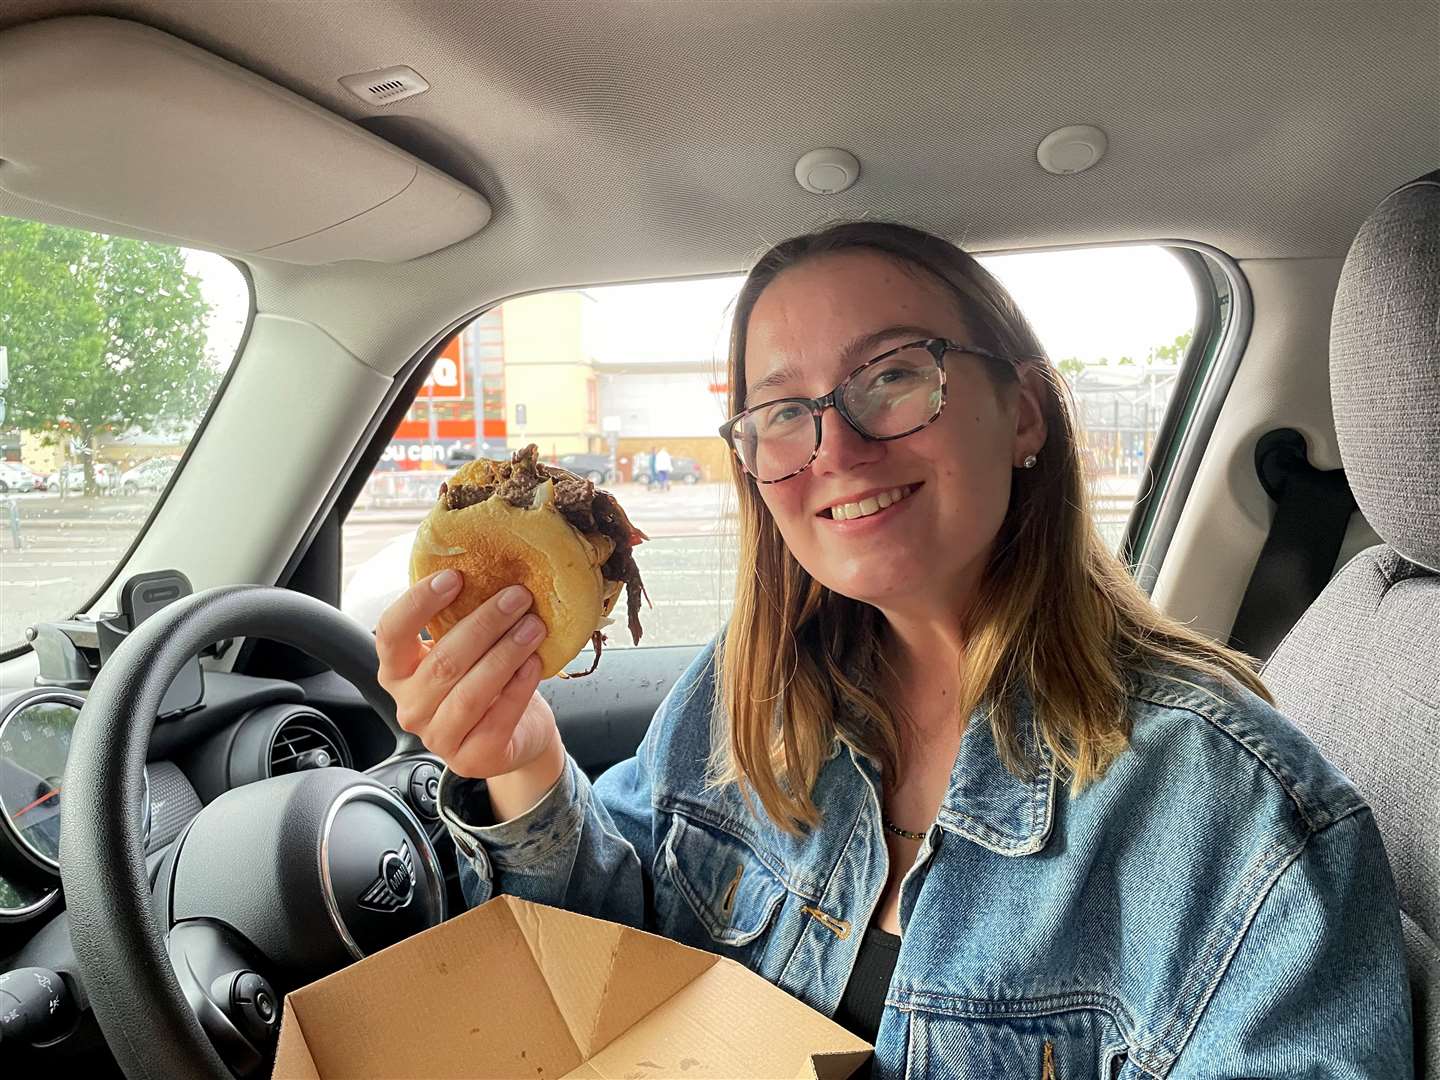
[28, 569, 206, 717]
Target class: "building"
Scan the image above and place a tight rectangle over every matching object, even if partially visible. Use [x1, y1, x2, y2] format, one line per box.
[384, 292, 603, 468]
[500, 292, 601, 458]
[595, 359, 732, 482]
[1067, 363, 1180, 475]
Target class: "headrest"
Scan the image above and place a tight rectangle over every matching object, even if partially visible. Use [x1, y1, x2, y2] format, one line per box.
[1331, 170, 1440, 572]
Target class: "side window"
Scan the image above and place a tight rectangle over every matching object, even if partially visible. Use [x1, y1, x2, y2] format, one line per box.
[983, 246, 1197, 551]
[0, 216, 249, 654]
[339, 248, 1197, 651]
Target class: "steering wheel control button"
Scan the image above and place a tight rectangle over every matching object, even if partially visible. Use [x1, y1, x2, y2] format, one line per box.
[408, 761, 441, 818]
[0, 967, 74, 1047]
[228, 971, 279, 1043]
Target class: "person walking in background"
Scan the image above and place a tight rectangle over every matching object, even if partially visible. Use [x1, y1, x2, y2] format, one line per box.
[654, 445, 673, 491]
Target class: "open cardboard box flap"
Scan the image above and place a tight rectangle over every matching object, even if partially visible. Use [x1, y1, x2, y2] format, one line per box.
[273, 894, 872, 1079]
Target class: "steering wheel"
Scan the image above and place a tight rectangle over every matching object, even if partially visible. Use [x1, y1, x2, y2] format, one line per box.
[59, 585, 447, 1080]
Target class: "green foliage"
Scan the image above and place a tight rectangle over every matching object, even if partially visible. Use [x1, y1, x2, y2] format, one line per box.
[1062, 331, 1196, 380]
[0, 218, 214, 493]
[1146, 331, 1194, 365]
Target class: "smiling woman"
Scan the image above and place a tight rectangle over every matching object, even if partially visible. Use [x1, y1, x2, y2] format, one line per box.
[0, 217, 249, 653]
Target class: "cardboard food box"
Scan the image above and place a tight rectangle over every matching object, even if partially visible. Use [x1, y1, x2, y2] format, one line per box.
[273, 894, 873, 1079]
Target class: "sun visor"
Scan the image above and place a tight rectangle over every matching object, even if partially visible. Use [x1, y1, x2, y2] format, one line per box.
[0, 16, 491, 264]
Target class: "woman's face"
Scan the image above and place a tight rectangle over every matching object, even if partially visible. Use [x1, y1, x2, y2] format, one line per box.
[743, 249, 1046, 618]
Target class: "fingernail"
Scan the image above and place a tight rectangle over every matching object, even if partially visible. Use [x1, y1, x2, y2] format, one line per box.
[498, 585, 531, 614]
[512, 615, 545, 645]
[431, 569, 461, 594]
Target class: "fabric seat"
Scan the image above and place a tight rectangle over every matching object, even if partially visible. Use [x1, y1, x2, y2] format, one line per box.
[1263, 170, 1440, 1074]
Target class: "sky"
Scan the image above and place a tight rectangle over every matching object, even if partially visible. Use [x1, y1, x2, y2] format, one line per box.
[583, 245, 1197, 369]
[184, 250, 250, 368]
[186, 244, 1197, 372]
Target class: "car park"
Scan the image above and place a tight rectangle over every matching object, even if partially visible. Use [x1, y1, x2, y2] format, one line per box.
[0, 3, 1433, 1076]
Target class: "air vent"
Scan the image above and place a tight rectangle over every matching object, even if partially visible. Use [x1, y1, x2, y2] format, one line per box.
[338, 65, 429, 106]
[269, 717, 346, 775]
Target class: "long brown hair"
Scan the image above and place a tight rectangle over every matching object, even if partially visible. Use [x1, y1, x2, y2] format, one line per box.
[714, 221, 1270, 834]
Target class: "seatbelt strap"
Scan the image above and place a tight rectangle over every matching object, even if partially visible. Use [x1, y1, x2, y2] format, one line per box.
[1228, 429, 1356, 661]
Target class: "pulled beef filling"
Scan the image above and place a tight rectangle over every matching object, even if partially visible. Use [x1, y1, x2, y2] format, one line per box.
[440, 444, 648, 646]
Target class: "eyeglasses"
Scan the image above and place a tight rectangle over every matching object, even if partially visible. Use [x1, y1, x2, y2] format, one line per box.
[719, 338, 1019, 483]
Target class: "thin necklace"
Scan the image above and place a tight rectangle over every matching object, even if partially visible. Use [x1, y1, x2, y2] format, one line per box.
[882, 817, 927, 842]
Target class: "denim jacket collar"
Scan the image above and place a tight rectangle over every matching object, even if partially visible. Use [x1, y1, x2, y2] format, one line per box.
[843, 678, 1057, 856]
[935, 687, 1056, 855]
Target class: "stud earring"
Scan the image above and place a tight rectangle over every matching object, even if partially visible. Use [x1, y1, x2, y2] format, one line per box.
[1022, 454, 1038, 469]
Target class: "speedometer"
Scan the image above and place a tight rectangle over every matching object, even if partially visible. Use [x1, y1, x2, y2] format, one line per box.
[0, 692, 150, 874]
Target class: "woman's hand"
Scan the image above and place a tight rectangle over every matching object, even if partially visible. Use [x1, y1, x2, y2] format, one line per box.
[375, 570, 562, 790]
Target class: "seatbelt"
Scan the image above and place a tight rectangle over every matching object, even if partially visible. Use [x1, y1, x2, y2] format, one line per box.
[1228, 429, 1357, 661]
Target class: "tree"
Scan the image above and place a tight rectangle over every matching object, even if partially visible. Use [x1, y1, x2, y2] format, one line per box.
[1149, 331, 1194, 366]
[1057, 356, 1085, 381]
[0, 218, 214, 495]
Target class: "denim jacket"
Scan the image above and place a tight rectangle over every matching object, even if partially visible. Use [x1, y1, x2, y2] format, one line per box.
[438, 639, 1413, 1078]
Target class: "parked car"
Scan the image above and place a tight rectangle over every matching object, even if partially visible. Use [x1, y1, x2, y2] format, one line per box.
[550, 452, 617, 484]
[118, 456, 180, 495]
[443, 444, 512, 470]
[633, 455, 702, 486]
[0, 461, 43, 493]
[43, 463, 113, 493]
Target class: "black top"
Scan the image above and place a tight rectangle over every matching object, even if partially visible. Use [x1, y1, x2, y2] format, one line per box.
[834, 924, 902, 1075]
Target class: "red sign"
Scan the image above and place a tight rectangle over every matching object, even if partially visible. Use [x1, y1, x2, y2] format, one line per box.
[394, 419, 508, 440]
[393, 332, 506, 442]
[421, 337, 465, 399]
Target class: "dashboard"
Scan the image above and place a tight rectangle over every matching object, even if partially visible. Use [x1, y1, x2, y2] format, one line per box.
[0, 664, 456, 1064]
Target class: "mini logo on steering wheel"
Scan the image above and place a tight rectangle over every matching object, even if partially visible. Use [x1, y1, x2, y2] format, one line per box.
[358, 841, 415, 912]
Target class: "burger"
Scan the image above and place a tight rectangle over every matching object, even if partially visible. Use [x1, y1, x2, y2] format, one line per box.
[409, 444, 648, 678]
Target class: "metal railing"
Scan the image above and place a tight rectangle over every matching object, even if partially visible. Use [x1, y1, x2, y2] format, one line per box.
[355, 470, 456, 510]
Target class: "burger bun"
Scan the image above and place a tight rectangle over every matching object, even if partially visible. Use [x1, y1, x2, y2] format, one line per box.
[409, 479, 610, 679]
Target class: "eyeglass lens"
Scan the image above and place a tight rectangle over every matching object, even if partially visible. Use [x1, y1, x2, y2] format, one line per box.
[732, 345, 943, 481]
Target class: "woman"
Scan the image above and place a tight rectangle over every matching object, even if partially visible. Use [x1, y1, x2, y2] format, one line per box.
[376, 223, 1412, 1078]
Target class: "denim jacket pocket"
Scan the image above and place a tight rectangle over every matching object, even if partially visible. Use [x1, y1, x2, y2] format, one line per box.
[655, 812, 789, 954]
[903, 1005, 1128, 1080]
